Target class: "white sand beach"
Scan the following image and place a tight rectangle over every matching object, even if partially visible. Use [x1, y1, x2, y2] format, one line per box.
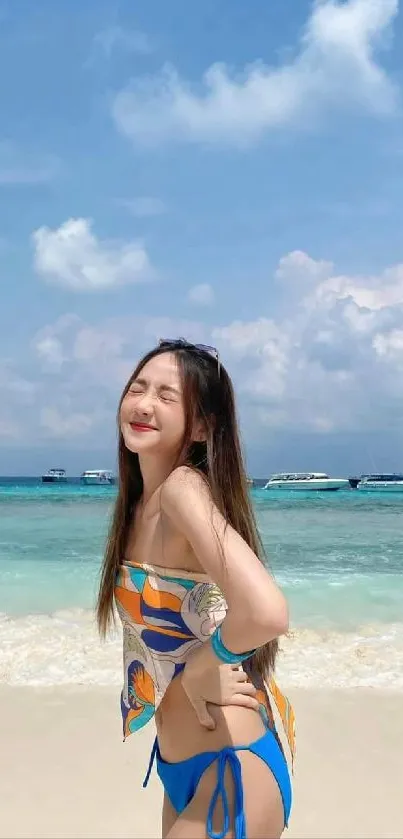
[1, 686, 402, 839]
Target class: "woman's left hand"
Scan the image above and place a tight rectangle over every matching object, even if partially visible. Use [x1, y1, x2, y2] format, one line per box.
[181, 641, 259, 730]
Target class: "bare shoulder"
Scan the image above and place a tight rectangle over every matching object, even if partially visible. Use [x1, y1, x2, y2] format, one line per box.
[162, 466, 211, 505]
[161, 466, 213, 522]
[160, 467, 224, 559]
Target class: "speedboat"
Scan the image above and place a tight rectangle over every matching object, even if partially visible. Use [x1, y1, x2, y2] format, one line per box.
[264, 472, 349, 491]
[41, 468, 67, 483]
[80, 470, 115, 485]
[357, 474, 403, 492]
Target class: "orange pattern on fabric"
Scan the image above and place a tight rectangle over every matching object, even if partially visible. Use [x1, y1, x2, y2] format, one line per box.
[115, 584, 191, 640]
[269, 676, 296, 770]
[142, 577, 183, 613]
[115, 586, 144, 625]
[131, 665, 155, 707]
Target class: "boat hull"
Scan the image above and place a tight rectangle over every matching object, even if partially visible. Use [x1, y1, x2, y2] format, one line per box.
[265, 479, 349, 491]
[358, 482, 403, 492]
[41, 476, 67, 483]
[81, 477, 115, 485]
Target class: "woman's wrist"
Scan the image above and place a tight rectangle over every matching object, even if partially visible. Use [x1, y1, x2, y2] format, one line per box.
[210, 624, 256, 665]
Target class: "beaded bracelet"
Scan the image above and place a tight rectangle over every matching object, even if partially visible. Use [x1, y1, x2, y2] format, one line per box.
[210, 624, 256, 664]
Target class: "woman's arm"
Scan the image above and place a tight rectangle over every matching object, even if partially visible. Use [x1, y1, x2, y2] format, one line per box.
[161, 466, 289, 654]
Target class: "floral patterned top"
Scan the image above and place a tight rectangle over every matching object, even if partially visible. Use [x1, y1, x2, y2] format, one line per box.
[115, 560, 295, 767]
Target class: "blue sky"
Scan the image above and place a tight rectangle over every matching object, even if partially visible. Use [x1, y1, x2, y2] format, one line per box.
[2, 0, 403, 477]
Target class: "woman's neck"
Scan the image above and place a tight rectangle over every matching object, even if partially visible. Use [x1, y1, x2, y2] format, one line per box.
[138, 452, 177, 504]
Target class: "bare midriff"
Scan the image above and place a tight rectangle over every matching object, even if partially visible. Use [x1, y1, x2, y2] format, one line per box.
[156, 670, 267, 764]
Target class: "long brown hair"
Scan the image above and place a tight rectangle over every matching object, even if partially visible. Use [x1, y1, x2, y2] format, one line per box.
[97, 339, 278, 678]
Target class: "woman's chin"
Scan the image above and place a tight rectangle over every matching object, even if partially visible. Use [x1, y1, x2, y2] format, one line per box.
[122, 429, 152, 453]
[123, 429, 171, 456]
[124, 438, 155, 454]
[121, 426, 183, 460]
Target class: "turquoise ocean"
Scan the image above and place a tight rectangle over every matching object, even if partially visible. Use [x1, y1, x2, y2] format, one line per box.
[1, 478, 402, 689]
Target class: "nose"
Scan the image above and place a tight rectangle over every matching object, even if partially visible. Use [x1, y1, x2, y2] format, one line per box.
[135, 391, 154, 416]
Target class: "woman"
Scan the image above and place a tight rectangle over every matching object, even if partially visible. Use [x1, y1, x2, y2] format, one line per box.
[97, 338, 295, 838]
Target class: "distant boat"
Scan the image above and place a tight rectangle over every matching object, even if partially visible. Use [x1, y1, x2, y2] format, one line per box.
[246, 478, 254, 487]
[264, 472, 349, 491]
[41, 468, 67, 483]
[357, 473, 403, 492]
[80, 470, 115, 486]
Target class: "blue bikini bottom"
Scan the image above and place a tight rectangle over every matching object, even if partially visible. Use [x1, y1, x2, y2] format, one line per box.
[143, 728, 292, 839]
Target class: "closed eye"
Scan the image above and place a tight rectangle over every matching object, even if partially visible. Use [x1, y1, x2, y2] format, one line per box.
[159, 392, 176, 402]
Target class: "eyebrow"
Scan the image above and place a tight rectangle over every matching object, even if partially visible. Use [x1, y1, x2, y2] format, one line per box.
[132, 377, 181, 395]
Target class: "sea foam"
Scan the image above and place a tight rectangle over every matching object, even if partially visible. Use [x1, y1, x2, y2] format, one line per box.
[1, 609, 402, 689]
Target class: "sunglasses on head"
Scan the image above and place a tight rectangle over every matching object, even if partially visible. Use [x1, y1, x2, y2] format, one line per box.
[158, 338, 219, 362]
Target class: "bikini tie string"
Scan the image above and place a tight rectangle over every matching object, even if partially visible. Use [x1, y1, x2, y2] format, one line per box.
[143, 737, 158, 789]
[207, 748, 246, 839]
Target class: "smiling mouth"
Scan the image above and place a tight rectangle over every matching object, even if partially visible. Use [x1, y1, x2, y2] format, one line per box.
[129, 422, 157, 432]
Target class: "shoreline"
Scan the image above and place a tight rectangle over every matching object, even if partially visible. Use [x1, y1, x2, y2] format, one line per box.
[1, 686, 402, 839]
[1, 610, 402, 689]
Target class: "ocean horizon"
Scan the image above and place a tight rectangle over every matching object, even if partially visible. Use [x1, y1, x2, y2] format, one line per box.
[1, 478, 402, 690]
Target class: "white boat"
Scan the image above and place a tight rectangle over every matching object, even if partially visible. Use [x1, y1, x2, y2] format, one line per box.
[41, 468, 67, 483]
[264, 472, 349, 491]
[357, 474, 403, 492]
[80, 470, 115, 486]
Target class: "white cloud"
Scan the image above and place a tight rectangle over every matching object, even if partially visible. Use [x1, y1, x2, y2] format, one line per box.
[213, 318, 284, 357]
[40, 407, 95, 439]
[187, 283, 214, 306]
[32, 314, 132, 387]
[112, 0, 398, 147]
[119, 196, 167, 217]
[32, 217, 153, 291]
[6, 250, 403, 449]
[34, 337, 65, 371]
[313, 263, 403, 311]
[18, 315, 209, 446]
[0, 362, 37, 441]
[32, 314, 81, 371]
[275, 250, 333, 285]
[373, 328, 403, 360]
[73, 325, 127, 363]
[0, 141, 60, 185]
[0, 361, 37, 404]
[213, 248, 403, 433]
[213, 318, 291, 399]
